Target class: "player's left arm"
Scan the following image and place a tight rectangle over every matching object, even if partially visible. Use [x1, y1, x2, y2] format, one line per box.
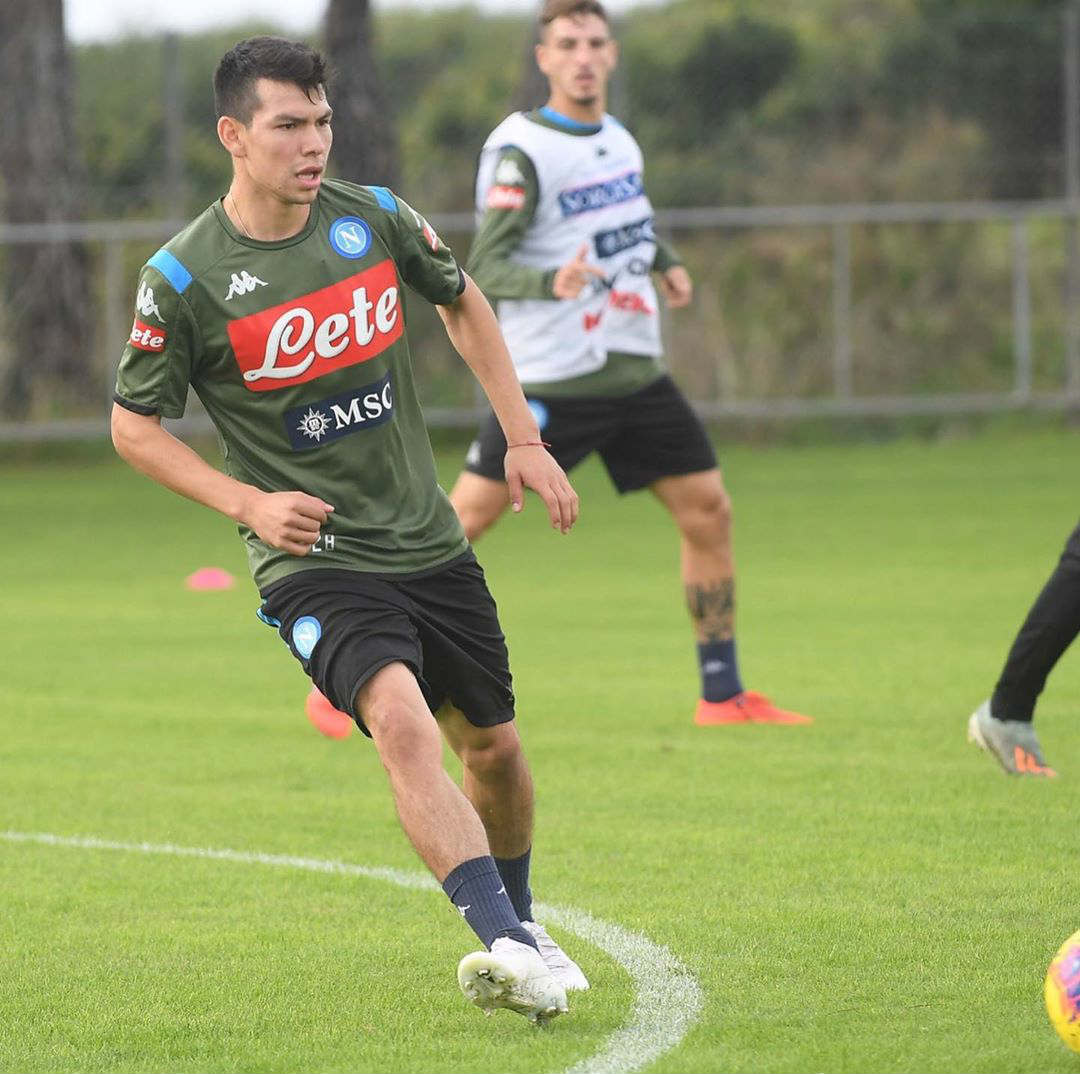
[653, 235, 693, 309]
[436, 275, 578, 533]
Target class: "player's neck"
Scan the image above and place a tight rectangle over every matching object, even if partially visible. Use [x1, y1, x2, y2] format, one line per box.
[543, 92, 605, 127]
[224, 180, 312, 242]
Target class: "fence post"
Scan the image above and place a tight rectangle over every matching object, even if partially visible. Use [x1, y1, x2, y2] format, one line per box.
[1012, 217, 1032, 400]
[1064, 3, 1080, 396]
[103, 239, 126, 416]
[832, 221, 853, 398]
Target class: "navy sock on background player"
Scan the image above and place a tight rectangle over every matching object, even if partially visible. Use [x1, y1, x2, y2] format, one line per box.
[697, 639, 744, 703]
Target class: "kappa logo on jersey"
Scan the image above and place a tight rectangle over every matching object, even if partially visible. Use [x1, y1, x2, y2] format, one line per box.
[135, 281, 162, 321]
[225, 270, 268, 301]
[129, 317, 167, 352]
[494, 158, 526, 185]
[594, 216, 655, 259]
[405, 204, 440, 251]
[329, 216, 373, 260]
[226, 259, 402, 392]
[486, 184, 526, 211]
[285, 371, 394, 451]
[558, 170, 644, 217]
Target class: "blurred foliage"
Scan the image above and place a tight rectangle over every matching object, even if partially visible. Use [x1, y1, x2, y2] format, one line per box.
[13, 0, 1072, 424]
[68, 0, 1073, 217]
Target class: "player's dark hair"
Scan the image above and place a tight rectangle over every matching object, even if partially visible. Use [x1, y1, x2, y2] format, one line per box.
[539, 0, 610, 29]
[213, 36, 329, 123]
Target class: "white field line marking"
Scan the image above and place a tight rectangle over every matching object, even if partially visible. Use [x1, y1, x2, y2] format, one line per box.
[2, 831, 703, 1074]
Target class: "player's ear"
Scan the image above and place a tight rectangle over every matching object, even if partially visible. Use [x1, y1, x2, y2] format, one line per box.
[217, 115, 246, 159]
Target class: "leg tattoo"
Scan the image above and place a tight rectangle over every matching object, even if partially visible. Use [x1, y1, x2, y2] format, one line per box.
[686, 578, 735, 643]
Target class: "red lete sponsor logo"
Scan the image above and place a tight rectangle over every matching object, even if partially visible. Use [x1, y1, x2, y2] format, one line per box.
[486, 185, 526, 211]
[582, 288, 654, 332]
[227, 259, 402, 391]
[130, 317, 166, 352]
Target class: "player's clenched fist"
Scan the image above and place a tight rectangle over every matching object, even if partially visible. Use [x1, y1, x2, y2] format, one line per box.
[242, 490, 335, 555]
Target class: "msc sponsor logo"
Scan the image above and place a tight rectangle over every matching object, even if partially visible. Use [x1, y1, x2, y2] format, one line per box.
[558, 170, 644, 217]
[227, 259, 402, 392]
[329, 216, 373, 259]
[285, 370, 394, 450]
[129, 317, 166, 352]
[594, 215, 655, 259]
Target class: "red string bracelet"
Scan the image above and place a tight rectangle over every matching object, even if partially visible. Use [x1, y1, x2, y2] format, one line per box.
[506, 440, 552, 449]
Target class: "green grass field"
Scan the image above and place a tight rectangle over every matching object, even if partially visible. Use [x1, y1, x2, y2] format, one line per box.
[3, 421, 1080, 1073]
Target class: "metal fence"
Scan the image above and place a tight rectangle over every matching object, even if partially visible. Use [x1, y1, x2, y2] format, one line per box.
[2, 196, 1079, 445]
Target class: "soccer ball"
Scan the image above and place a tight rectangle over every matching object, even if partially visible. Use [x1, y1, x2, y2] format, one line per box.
[1045, 929, 1080, 1051]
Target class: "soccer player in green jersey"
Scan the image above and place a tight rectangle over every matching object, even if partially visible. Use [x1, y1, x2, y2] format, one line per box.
[111, 36, 585, 1023]
[449, 0, 813, 727]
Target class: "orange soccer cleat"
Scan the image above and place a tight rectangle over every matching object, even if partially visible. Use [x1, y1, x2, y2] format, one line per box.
[694, 690, 814, 726]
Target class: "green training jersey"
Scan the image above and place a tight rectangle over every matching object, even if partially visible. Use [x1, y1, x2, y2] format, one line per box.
[114, 179, 469, 587]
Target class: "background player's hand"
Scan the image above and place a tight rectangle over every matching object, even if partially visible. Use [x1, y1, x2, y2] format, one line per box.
[658, 265, 693, 308]
[552, 243, 607, 299]
[242, 490, 335, 556]
[503, 446, 579, 533]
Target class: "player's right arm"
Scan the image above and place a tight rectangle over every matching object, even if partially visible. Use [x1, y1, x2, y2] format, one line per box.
[110, 407, 332, 556]
[111, 259, 332, 556]
[467, 146, 603, 301]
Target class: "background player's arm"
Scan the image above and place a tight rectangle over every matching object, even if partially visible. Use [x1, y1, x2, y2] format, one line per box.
[110, 405, 333, 556]
[653, 234, 693, 308]
[436, 275, 578, 532]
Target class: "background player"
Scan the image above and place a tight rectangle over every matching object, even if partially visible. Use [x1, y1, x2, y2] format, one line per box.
[449, 0, 811, 727]
[110, 35, 585, 1022]
[967, 521, 1080, 777]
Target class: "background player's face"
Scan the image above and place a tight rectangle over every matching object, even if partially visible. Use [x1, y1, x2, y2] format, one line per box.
[232, 79, 333, 206]
[536, 14, 618, 110]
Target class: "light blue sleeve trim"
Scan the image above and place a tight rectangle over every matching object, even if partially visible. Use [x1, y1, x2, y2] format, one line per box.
[368, 186, 398, 213]
[147, 248, 193, 294]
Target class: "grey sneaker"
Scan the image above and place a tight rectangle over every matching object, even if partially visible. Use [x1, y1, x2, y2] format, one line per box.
[457, 937, 569, 1024]
[967, 700, 1057, 776]
[522, 920, 590, 991]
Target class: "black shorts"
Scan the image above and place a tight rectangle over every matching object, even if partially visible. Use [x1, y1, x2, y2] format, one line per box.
[257, 551, 514, 736]
[464, 373, 718, 492]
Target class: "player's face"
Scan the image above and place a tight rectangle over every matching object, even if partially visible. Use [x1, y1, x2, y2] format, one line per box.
[237, 79, 333, 205]
[537, 14, 617, 110]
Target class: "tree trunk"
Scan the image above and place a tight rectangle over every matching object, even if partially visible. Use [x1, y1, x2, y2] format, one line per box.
[323, 0, 399, 189]
[511, 22, 547, 114]
[0, 0, 94, 418]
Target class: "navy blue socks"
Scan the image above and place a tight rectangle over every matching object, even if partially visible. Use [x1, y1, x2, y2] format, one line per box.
[442, 856, 537, 950]
[698, 639, 744, 702]
[494, 847, 533, 923]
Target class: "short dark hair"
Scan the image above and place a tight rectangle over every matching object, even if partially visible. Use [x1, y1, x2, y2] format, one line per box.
[539, 0, 610, 30]
[213, 36, 328, 124]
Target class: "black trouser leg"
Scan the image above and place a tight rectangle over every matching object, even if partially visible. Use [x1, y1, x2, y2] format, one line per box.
[991, 521, 1080, 722]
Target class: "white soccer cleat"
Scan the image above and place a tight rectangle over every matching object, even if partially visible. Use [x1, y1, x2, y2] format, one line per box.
[457, 936, 569, 1024]
[522, 920, 590, 991]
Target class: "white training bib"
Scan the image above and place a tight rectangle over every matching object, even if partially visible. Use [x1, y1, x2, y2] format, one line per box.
[476, 112, 663, 383]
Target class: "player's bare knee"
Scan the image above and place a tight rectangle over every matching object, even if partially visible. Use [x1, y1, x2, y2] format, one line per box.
[366, 700, 441, 771]
[459, 724, 522, 780]
[679, 488, 733, 548]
